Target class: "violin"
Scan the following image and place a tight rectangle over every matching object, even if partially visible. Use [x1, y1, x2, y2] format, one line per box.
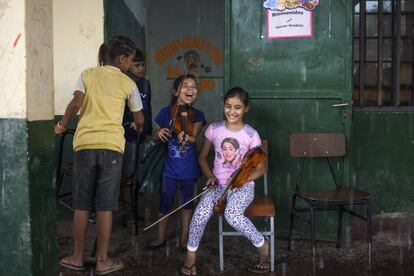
[171, 104, 195, 154]
[213, 146, 266, 214]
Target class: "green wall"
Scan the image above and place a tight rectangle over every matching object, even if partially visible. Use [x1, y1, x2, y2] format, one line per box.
[28, 121, 57, 276]
[0, 119, 57, 276]
[0, 119, 31, 275]
[226, 0, 353, 239]
[352, 112, 414, 214]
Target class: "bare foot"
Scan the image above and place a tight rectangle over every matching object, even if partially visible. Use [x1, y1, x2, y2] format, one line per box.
[58, 255, 85, 271]
[182, 251, 197, 275]
[247, 241, 271, 273]
[95, 258, 125, 274]
[258, 240, 269, 262]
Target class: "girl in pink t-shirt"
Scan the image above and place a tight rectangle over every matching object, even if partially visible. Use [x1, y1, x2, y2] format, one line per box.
[181, 87, 269, 275]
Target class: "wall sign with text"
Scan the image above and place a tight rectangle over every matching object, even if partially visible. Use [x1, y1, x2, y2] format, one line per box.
[263, 0, 319, 39]
[267, 9, 312, 39]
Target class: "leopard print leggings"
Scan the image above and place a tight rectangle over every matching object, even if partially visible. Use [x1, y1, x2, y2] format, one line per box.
[187, 182, 265, 251]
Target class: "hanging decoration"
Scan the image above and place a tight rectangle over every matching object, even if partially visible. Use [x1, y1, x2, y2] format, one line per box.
[263, 0, 320, 11]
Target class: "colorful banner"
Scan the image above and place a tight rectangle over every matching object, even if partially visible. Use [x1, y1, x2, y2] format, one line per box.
[263, 0, 319, 11]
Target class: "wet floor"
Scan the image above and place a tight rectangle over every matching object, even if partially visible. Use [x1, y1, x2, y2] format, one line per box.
[58, 222, 414, 275]
[58, 202, 414, 276]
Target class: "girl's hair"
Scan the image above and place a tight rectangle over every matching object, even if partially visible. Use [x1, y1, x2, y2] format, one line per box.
[98, 42, 107, 65]
[221, 137, 240, 149]
[134, 48, 146, 62]
[97, 36, 136, 66]
[224, 87, 249, 107]
[169, 74, 198, 105]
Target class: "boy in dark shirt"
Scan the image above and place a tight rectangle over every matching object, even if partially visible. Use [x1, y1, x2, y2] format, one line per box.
[121, 48, 153, 222]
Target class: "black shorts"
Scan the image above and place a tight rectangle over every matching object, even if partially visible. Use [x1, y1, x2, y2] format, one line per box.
[72, 149, 123, 211]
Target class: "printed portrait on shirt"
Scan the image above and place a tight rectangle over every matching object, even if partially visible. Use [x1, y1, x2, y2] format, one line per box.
[218, 137, 242, 169]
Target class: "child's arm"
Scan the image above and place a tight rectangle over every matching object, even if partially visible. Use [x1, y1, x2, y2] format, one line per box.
[198, 139, 217, 186]
[132, 111, 144, 133]
[152, 123, 171, 142]
[54, 90, 84, 135]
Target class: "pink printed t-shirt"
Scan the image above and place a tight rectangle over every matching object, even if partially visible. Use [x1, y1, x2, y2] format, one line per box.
[204, 121, 262, 187]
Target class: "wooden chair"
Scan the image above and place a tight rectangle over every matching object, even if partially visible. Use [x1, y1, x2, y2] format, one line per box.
[218, 140, 276, 271]
[287, 133, 372, 264]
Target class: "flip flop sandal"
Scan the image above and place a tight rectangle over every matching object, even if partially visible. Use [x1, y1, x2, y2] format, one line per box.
[247, 262, 271, 273]
[58, 256, 86, 271]
[179, 263, 197, 276]
[95, 258, 125, 275]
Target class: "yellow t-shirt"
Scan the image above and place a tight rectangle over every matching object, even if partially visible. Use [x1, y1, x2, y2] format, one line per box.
[73, 66, 137, 153]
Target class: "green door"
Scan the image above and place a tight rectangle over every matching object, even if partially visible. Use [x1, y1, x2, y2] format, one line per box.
[225, 0, 353, 238]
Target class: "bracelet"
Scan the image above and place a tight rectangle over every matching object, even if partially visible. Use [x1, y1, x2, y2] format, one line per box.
[57, 121, 67, 131]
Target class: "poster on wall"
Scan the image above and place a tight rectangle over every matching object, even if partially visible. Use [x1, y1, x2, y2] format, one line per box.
[263, 0, 320, 39]
[154, 36, 223, 92]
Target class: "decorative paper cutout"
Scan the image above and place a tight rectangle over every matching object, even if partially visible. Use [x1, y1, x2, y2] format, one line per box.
[263, 0, 320, 12]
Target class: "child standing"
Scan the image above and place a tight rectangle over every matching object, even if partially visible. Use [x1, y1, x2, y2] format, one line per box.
[55, 36, 144, 275]
[121, 48, 153, 223]
[181, 87, 269, 275]
[146, 74, 205, 250]
[121, 48, 152, 181]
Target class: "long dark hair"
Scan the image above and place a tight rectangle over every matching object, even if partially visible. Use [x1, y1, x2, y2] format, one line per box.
[169, 74, 198, 106]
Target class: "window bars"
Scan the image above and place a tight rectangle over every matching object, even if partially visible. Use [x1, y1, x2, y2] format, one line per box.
[354, 0, 414, 110]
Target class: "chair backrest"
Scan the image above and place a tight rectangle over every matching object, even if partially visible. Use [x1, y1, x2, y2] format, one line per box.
[262, 139, 269, 195]
[289, 133, 345, 189]
[289, 133, 345, 158]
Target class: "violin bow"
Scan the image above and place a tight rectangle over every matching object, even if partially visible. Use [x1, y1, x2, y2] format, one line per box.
[170, 54, 194, 130]
[144, 183, 211, 231]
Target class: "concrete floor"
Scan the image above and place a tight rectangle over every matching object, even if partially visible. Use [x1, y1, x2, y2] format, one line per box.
[57, 202, 414, 276]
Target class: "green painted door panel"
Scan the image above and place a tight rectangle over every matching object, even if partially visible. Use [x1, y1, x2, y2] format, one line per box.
[352, 112, 414, 214]
[226, 0, 353, 238]
[227, 0, 353, 97]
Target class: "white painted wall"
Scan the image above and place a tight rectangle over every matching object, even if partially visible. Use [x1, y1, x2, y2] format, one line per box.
[0, 0, 27, 119]
[53, 0, 104, 115]
[26, 0, 54, 121]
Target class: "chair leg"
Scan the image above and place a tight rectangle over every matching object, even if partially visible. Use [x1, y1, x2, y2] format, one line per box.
[366, 199, 372, 270]
[219, 216, 224, 271]
[337, 205, 343, 248]
[310, 206, 316, 258]
[270, 216, 275, 272]
[55, 171, 65, 198]
[134, 179, 139, 236]
[287, 194, 297, 250]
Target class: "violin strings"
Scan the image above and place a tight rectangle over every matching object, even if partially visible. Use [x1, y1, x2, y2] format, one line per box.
[170, 54, 194, 130]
